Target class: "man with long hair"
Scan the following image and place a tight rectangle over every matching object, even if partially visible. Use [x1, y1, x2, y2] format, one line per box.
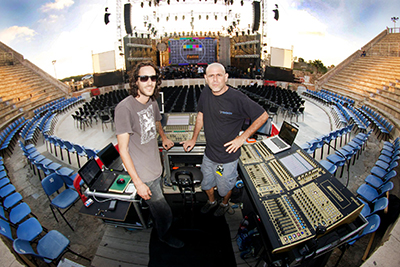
[115, 61, 183, 248]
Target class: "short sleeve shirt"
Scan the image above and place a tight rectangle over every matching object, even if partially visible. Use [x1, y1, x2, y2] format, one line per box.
[115, 95, 162, 182]
[198, 85, 265, 163]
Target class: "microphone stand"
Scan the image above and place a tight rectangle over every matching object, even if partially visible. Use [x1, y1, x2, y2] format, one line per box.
[323, 140, 351, 188]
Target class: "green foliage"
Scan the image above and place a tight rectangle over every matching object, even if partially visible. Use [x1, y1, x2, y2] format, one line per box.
[60, 74, 90, 82]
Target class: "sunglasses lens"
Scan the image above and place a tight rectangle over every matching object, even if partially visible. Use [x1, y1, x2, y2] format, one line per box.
[139, 75, 157, 82]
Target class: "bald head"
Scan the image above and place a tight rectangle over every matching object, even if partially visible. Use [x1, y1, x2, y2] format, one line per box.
[205, 63, 226, 75]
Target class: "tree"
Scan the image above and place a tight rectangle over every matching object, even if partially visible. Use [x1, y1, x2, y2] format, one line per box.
[311, 59, 327, 74]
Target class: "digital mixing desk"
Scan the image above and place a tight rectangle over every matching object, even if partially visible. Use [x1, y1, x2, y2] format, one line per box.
[239, 141, 365, 255]
[158, 113, 206, 183]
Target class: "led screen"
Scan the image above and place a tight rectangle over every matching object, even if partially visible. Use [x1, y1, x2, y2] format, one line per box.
[168, 37, 217, 65]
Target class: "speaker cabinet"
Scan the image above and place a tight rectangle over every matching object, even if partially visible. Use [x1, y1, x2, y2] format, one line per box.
[124, 3, 133, 35]
[252, 1, 261, 32]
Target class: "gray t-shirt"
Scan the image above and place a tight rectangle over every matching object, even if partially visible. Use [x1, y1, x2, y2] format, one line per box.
[115, 95, 162, 183]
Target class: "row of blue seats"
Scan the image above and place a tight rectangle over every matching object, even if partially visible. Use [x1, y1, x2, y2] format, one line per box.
[33, 97, 66, 115]
[345, 105, 371, 133]
[360, 105, 394, 141]
[0, 159, 89, 265]
[0, 117, 28, 158]
[43, 134, 98, 168]
[21, 97, 84, 146]
[305, 89, 351, 107]
[301, 124, 354, 160]
[332, 103, 349, 127]
[320, 89, 355, 105]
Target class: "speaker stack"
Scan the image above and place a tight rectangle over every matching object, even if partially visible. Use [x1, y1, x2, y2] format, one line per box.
[124, 3, 133, 35]
[252, 1, 261, 32]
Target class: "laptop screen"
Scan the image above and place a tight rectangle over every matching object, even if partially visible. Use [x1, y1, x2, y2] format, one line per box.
[256, 117, 272, 136]
[278, 121, 298, 146]
[78, 158, 102, 187]
[97, 143, 120, 169]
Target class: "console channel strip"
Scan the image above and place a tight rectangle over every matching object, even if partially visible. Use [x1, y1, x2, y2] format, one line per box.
[240, 142, 274, 164]
[244, 163, 284, 196]
[262, 195, 313, 252]
[292, 182, 342, 230]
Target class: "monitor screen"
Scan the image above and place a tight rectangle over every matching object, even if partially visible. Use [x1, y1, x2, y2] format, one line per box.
[279, 121, 298, 146]
[256, 117, 272, 136]
[78, 159, 101, 186]
[168, 37, 217, 65]
[97, 143, 120, 168]
[157, 92, 164, 114]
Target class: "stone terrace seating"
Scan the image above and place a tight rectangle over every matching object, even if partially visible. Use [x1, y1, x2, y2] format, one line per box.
[0, 63, 66, 130]
[319, 32, 400, 135]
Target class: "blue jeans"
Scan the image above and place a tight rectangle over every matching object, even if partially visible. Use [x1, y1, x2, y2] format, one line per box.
[144, 177, 173, 239]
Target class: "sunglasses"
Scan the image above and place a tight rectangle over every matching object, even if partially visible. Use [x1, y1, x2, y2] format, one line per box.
[138, 75, 157, 82]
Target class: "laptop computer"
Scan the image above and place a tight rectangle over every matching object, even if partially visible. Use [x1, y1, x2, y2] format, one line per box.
[97, 143, 124, 172]
[78, 158, 117, 192]
[262, 121, 299, 154]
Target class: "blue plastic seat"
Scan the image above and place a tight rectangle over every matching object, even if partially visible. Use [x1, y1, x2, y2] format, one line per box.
[347, 214, 380, 246]
[0, 217, 42, 242]
[3, 192, 23, 209]
[84, 147, 97, 160]
[0, 177, 10, 189]
[327, 153, 346, 177]
[63, 140, 76, 165]
[0, 184, 16, 199]
[319, 160, 338, 175]
[9, 202, 32, 225]
[365, 170, 397, 189]
[41, 173, 79, 231]
[370, 161, 398, 179]
[357, 182, 394, 203]
[13, 230, 90, 264]
[73, 144, 86, 168]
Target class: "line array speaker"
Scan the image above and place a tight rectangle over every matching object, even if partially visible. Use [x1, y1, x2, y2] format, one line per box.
[124, 3, 133, 35]
[252, 1, 261, 32]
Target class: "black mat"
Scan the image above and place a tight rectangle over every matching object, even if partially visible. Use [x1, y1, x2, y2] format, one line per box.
[148, 193, 237, 267]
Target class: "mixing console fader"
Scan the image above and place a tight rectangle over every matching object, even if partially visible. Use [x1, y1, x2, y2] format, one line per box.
[239, 141, 363, 254]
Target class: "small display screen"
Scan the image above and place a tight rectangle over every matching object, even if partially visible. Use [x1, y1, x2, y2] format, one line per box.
[279, 152, 314, 177]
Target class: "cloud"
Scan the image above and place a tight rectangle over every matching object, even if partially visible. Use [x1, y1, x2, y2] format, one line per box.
[0, 26, 37, 44]
[41, 0, 74, 12]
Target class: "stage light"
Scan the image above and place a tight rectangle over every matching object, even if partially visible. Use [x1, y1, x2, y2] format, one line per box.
[167, 0, 170, 4]
[224, 16, 227, 21]
[206, 15, 209, 20]
[273, 4, 279, 21]
[199, 15, 201, 20]
[214, 0, 217, 3]
[215, 15, 217, 20]
[182, 15, 185, 20]
[175, 16, 178, 21]
[104, 8, 111, 25]
[241, 0, 243, 6]
[141, 2, 144, 8]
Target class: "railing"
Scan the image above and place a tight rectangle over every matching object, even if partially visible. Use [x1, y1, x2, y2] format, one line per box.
[388, 27, 400, 34]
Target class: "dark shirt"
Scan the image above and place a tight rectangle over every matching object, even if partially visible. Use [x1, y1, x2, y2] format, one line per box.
[197, 85, 265, 163]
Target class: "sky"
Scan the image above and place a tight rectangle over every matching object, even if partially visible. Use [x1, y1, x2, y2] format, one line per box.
[0, 0, 398, 79]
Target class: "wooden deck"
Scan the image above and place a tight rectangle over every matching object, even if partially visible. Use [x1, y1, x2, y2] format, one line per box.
[91, 206, 259, 267]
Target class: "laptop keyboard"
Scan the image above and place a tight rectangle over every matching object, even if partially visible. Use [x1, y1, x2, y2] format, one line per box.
[271, 138, 287, 149]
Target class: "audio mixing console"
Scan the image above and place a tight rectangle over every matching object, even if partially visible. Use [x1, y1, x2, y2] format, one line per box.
[239, 141, 364, 254]
[158, 112, 206, 145]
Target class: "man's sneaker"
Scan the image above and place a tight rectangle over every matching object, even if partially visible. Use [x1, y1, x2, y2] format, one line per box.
[213, 203, 233, 216]
[160, 234, 184, 249]
[201, 200, 218, 214]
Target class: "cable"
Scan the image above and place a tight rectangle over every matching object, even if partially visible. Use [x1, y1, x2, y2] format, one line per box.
[91, 189, 115, 203]
[323, 140, 351, 188]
